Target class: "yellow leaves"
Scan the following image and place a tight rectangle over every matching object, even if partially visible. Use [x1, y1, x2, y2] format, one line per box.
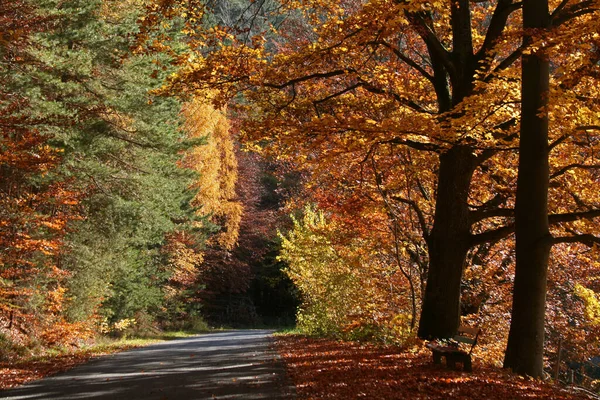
[574, 284, 600, 327]
[182, 95, 242, 250]
[279, 205, 417, 341]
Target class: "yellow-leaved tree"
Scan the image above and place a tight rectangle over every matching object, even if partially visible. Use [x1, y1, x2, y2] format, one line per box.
[182, 96, 243, 250]
[280, 206, 413, 343]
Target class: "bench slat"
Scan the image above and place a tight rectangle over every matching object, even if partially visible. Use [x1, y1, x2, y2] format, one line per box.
[454, 336, 476, 345]
[457, 326, 480, 336]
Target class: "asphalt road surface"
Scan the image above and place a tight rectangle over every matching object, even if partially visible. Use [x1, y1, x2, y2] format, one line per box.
[0, 330, 295, 400]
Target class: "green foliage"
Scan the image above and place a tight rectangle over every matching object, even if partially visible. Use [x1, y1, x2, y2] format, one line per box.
[9, 0, 205, 328]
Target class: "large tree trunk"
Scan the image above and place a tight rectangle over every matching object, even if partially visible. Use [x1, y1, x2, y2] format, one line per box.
[418, 145, 477, 339]
[503, 0, 551, 378]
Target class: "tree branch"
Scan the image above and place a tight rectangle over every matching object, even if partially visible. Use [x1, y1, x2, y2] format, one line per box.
[408, 11, 454, 77]
[390, 194, 431, 241]
[552, 234, 600, 246]
[476, 0, 522, 62]
[550, 163, 600, 180]
[358, 80, 434, 114]
[484, 46, 524, 82]
[264, 69, 350, 89]
[470, 224, 514, 246]
[549, 209, 600, 224]
[385, 137, 442, 152]
[470, 206, 513, 223]
[312, 84, 360, 106]
[551, 0, 600, 26]
[373, 40, 434, 82]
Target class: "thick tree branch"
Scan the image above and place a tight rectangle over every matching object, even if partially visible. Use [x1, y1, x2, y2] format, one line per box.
[549, 133, 569, 151]
[548, 209, 600, 224]
[551, 0, 600, 26]
[358, 80, 434, 114]
[577, 125, 600, 131]
[407, 11, 454, 75]
[470, 224, 514, 246]
[468, 209, 600, 246]
[484, 46, 524, 82]
[264, 69, 349, 89]
[470, 207, 513, 223]
[550, 163, 600, 180]
[552, 234, 600, 246]
[385, 137, 442, 152]
[451, 0, 474, 74]
[550, 0, 571, 20]
[476, 0, 522, 61]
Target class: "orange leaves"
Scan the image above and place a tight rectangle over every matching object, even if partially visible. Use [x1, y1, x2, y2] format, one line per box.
[275, 335, 590, 400]
[162, 232, 203, 294]
[0, 63, 81, 347]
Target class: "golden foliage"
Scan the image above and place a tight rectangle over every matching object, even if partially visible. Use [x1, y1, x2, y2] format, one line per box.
[574, 284, 600, 328]
[280, 206, 416, 343]
[182, 96, 243, 250]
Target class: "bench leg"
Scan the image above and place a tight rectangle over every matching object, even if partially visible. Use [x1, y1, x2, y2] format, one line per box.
[432, 351, 442, 365]
[446, 355, 456, 369]
[463, 355, 472, 372]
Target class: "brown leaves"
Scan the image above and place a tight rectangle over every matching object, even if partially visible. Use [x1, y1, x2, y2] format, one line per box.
[275, 335, 591, 400]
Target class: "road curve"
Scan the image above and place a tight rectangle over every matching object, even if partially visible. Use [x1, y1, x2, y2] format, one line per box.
[0, 330, 295, 400]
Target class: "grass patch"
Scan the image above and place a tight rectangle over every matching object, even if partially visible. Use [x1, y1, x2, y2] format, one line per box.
[273, 326, 302, 336]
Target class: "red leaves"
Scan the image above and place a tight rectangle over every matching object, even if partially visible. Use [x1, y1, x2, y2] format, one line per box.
[275, 335, 590, 400]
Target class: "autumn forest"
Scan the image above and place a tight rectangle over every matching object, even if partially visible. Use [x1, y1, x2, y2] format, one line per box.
[2, 0, 600, 390]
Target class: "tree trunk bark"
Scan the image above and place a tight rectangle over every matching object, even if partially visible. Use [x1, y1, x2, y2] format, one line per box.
[418, 145, 477, 339]
[503, 0, 551, 378]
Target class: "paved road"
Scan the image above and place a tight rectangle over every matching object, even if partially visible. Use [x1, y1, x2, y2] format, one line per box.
[0, 330, 295, 400]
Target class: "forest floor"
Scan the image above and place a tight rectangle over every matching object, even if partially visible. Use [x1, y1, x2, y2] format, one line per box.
[274, 335, 597, 400]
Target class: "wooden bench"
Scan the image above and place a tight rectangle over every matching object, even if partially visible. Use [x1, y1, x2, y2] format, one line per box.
[426, 326, 480, 372]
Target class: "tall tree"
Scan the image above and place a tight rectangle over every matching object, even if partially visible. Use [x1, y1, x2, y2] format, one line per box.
[503, 0, 551, 378]
[0, 0, 85, 340]
[503, 0, 600, 377]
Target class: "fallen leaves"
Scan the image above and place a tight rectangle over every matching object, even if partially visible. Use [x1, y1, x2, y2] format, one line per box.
[0, 342, 146, 390]
[0, 354, 93, 390]
[275, 335, 594, 400]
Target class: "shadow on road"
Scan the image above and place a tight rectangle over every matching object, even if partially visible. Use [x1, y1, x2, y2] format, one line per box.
[1, 330, 295, 400]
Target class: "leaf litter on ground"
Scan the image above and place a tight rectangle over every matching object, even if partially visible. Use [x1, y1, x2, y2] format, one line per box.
[275, 335, 596, 400]
[0, 339, 161, 390]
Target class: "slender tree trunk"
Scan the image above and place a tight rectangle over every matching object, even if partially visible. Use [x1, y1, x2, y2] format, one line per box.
[418, 145, 477, 339]
[503, 0, 551, 378]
